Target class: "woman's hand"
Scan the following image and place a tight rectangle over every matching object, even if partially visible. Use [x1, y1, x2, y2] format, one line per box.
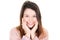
[22, 18, 30, 38]
[22, 18, 38, 39]
[30, 21, 38, 39]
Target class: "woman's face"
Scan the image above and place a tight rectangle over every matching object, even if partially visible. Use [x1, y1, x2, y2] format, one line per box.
[22, 8, 38, 28]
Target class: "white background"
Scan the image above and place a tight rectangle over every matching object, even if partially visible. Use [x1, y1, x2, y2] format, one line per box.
[0, 0, 60, 40]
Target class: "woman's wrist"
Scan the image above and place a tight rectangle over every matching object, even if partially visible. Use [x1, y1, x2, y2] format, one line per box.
[31, 33, 36, 39]
[22, 35, 31, 40]
[25, 33, 30, 39]
[32, 36, 39, 40]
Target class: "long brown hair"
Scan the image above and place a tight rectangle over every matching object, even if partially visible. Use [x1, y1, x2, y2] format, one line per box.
[17, 1, 43, 38]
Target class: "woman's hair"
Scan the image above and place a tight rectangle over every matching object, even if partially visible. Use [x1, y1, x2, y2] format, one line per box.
[17, 1, 43, 38]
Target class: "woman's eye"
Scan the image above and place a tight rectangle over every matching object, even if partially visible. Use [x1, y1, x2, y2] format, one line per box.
[25, 15, 29, 17]
[33, 15, 36, 17]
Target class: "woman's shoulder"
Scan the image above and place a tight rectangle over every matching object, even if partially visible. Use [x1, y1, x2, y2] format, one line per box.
[43, 28, 48, 37]
[10, 27, 20, 36]
[39, 28, 48, 40]
[10, 27, 20, 32]
[10, 27, 22, 40]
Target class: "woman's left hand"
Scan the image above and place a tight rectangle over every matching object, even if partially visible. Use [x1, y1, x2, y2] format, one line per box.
[30, 21, 38, 39]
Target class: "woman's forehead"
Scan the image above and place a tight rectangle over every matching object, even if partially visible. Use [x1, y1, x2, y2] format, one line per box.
[24, 8, 36, 15]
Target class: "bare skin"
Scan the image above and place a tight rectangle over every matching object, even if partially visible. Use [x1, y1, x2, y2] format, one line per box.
[22, 18, 38, 40]
[22, 8, 38, 40]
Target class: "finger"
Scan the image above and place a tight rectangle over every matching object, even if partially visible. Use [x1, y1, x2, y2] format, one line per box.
[22, 18, 30, 32]
[22, 18, 25, 24]
[34, 21, 38, 29]
[31, 21, 38, 33]
[22, 18, 26, 29]
[22, 18, 27, 26]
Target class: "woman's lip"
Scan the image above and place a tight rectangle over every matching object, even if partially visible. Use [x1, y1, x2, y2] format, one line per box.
[27, 22, 33, 24]
[26, 22, 34, 26]
[28, 23, 33, 25]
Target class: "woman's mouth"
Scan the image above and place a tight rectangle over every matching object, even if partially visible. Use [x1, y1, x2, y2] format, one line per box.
[26, 22, 35, 29]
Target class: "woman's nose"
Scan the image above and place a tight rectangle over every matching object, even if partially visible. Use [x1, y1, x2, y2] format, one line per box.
[29, 17, 33, 22]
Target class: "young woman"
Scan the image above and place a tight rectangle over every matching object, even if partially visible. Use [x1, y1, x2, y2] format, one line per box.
[10, 1, 48, 40]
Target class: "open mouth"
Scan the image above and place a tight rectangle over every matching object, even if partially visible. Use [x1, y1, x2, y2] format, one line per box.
[29, 24, 35, 30]
[27, 24, 35, 30]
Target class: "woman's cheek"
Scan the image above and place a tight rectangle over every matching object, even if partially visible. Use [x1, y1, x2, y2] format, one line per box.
[23, 18, 28, 22]
[34, 18, 37, 23]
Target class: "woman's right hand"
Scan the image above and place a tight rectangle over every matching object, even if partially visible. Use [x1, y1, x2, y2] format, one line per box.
[22, 18, 30, 38]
